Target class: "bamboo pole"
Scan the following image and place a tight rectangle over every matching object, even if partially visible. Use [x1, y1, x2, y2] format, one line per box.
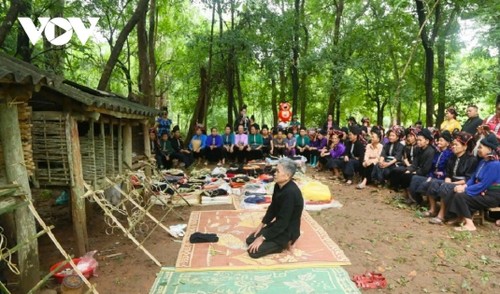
[84, 183, 161, 267]
[26, 199, 99, 293]
[0, 226, 53, 260]
[104, 178, 177, 237]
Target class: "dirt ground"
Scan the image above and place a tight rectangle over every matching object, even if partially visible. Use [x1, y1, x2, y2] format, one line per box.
[5, 168, 500, 293]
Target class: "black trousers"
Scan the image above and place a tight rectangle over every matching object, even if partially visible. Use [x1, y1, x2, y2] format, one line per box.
[172, 152, 193, 168]
[447, 191, 500, 219]
[343, 159, 361, 181]
[205, 147, 223, 162]
[234, 146, 247, 163]
[371, 164, 397, 183]
[409, 175, 429, 204]
[247, 148, 263, 161]
[273, 147, 286, 157]
[360, 164, 375, 183]
[246, 232, 283, 259]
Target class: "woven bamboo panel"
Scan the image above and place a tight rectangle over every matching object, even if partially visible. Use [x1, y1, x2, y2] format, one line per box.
[80, 136, 96, 184]
[105, 136, 117, 178]
[94, 137, 106, 179]
[32, 112, 70, 185]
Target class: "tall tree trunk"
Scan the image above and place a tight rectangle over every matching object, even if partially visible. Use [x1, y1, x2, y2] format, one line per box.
[279, 63, 287, 102]
[226, 0, 236, 127]
[389, 46, 401, 124]
[415, 0, 440, 127]
[137, 7, 151, 106]
[327, 0, 344, 119]
[0, 0, 21, 48]
[16, 0, 31, 62]
[98, 0, 150, 91]
[235, 61, 243, 118]
[290, 0, 300, 113]
[148, 0, 157, 107]
[299, 0, 308, 127]
[271, 77, 278, 127]
[436, 6, 459, 127]
[186, 67, 209, 143]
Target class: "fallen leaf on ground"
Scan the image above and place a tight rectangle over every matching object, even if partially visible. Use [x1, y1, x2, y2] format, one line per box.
[408, 270, 417, 278]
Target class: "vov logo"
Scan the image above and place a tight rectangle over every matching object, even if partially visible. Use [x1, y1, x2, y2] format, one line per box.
[18, 17, 99, 46]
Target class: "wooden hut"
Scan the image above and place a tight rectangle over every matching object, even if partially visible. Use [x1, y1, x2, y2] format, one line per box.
[0, 53, 160, 291]
[0, 52, 57, 293]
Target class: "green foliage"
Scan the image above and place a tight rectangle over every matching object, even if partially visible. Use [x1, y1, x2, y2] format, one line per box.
[0, 0, 497, 129]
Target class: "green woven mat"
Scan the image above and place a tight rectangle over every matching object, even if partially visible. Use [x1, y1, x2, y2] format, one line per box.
[149, 267, 360, 294]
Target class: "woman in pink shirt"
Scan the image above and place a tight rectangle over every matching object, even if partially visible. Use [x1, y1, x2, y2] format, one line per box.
[357, 128, 384, 189]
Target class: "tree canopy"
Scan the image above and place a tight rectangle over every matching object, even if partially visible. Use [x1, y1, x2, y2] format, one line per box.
[1, 0, 498, 131]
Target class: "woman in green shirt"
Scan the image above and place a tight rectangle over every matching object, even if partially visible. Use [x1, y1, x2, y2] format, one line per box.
[296, 127, 310, 159]
[248, 125, 264, 161]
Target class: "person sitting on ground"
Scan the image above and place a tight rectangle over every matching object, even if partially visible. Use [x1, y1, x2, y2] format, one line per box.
[426, 132, 477, 222]
[322, 130, 345, 176]
[440, 107, 461, 133]
[247, 158, 304, 258]
[234, 124, 248, 164]
[189, 126, 207, 164]
[222, 125, 235, 165]
[390, 128, 435, 202]
[261, 125, 273, 157]
[205, 127, 223, 165]
[149, 128, 162, 169]
[154, 110, 172, 137]
[372, 127, 405, 186]
[483, 94, 500, 140]
[407, 131, 453, 204]
[271, 129, 287, 157]
[357, 127, 383, 189]
[158, 131, 174, 169]
[308, 129, 328, 168]
[340, 126, 365, 185]
[170, 125, 194, 168]
[388, 127, 419, 187]
[247, 125, 264, 161]
[462, 104, 483, 135]
[441, 133, 500, 231]
[285, 130, 297, 157]
[296, 127, 310, 158]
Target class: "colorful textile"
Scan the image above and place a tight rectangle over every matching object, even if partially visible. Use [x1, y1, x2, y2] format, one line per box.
[175, 210, 351, 271]
[149, 267, 360, 294]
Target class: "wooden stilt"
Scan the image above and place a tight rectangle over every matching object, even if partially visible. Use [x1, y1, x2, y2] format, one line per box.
[0, 102, 40, 293]
[143, 121, 151, 176]
[65, 114, 89, 256]
[123, 124, 132, 170]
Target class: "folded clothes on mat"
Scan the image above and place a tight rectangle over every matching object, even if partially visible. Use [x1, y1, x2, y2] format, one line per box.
[189, 232, 219, 243]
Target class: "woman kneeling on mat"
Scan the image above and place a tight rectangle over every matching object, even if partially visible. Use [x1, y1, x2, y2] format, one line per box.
[247, 158, 304, 258]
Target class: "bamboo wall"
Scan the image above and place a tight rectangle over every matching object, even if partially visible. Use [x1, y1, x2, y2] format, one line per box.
[32, 112, 71, 185]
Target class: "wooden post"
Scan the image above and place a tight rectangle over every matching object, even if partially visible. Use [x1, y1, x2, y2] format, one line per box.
[65, 114, 89, 256]
[123, 123, 132, 169]
[89, 119, 97, 188]
[0, 102, 40, 293]
[100, 121, 106, 176]
[118, 120, 123, 174]
[143, 120, 151, 176]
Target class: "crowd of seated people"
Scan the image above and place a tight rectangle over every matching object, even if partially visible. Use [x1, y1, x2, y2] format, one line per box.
[150, 95, 500, 229]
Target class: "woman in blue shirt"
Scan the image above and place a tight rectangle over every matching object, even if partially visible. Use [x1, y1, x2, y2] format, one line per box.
[444, 133, 500, 231]
[189, 126, 207, 163]
[205, 127, 223, 165]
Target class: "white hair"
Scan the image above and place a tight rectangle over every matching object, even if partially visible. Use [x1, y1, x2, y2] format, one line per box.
[278, 158, 297, 177]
